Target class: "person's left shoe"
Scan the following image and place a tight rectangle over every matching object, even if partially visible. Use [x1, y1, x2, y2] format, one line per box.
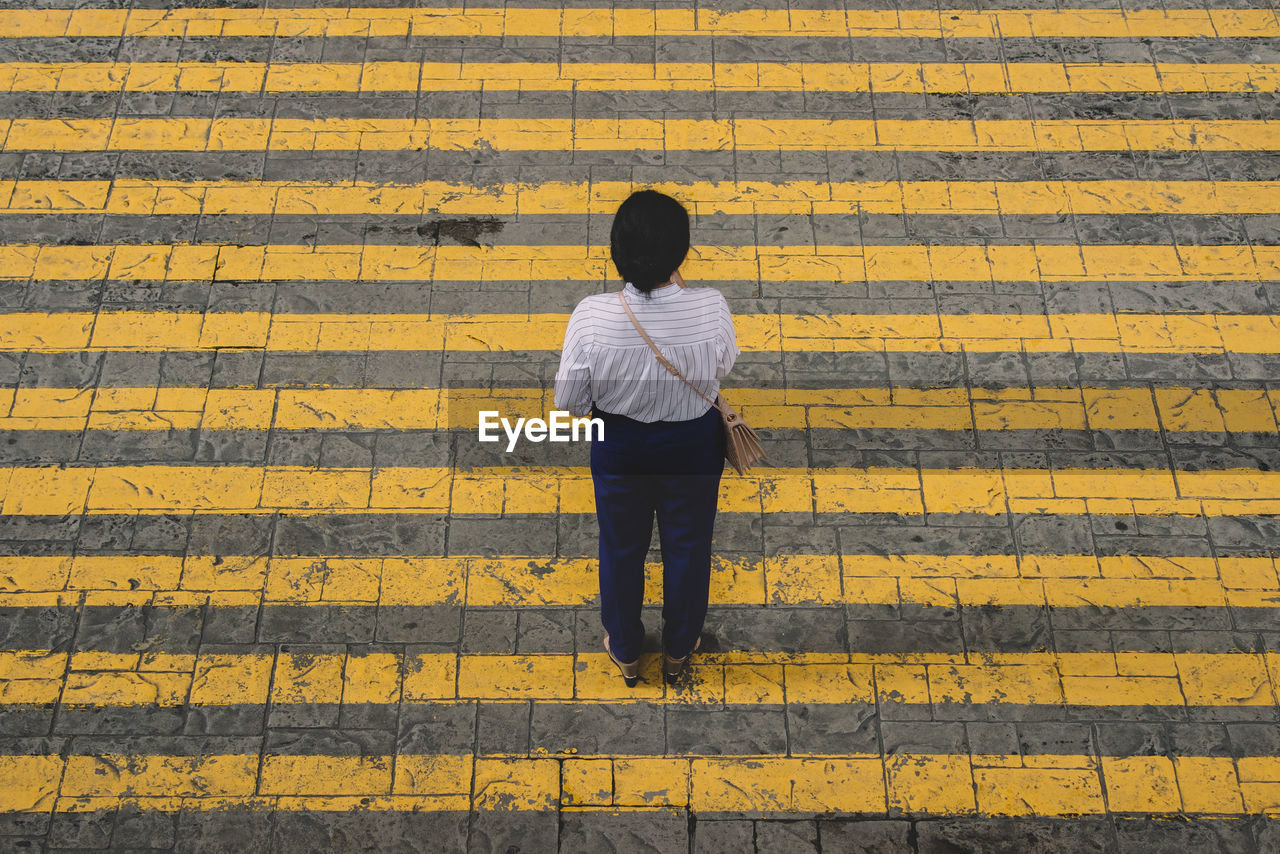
[604, 636, 640, 687]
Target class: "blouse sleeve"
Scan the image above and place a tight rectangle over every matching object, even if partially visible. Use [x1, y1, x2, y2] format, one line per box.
[553, 300, 594, 417]
[715, 293, 740, 379]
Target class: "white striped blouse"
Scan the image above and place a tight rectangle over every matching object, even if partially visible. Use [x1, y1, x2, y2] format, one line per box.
[553, 281, 740, 422]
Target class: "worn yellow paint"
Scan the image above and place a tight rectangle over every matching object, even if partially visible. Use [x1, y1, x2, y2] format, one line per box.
[3, 310, 1279, 355]
[2, 117, 1274, 153]
[60, 753, 260, 799]
[4, 648, 1275, 707]
[1, 8, 1273, 39]
[561, 758, 613, 806]
[261, 755, 393, 797]
[473, 757, 560, 810]
[2, 552, 1274, 610]
[5, 61, 1278, 95]
[0, 463, 1276, 517]
[5, 751, 1274, 815]
[393, 754, 472, 801]
[3, 179, 1277, 218]
[0, 755, 63, 812]
[0, 242, 1274, 283]
[974, 764, 1106, 816]
[5, 384, 1275, 436]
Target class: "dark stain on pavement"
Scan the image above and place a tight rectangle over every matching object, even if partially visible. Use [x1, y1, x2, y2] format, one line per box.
[362, 217, 506, 246]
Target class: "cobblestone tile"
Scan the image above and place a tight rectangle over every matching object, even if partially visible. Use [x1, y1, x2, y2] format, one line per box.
[1, 2, 1278, 847]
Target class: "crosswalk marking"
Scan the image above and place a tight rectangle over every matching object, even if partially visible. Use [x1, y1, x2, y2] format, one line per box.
[3, 312, 1276, 354]
[1, 7, 1275, 40]
[4, 386, 1275, 434]
[0, 243, 1274, 283]
[1, 464, 1276, 516]
[0, 752, 1273, 816]
[4, 61, 1278, 94]
[2, 118, 1274, 153]
[4, 179, 1276, 216]
[1, 0, 1276, 833]
[1, 553, 1274, 609]
[2, 649, 1275, 707]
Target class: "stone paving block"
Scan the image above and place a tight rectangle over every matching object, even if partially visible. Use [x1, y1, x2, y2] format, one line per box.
[265, 727, 395, 757]
[155, 353, 216, 388]
[533, 702, 664, 755]
[818, 820, 912, 854]
[1168, 722, 1234, 756]
[0, 814, 52, 842]
[258, 604, 378, 645]
[0, 432, 82, 464]
[397, 702, 477, 756]
[1113, 817, 1255, 854]
[1018, 722, 1097, 758]
[199, 605, 260, 645]
[186, 514, 270, 556]
[967, 722, 1021, 756]
[2, 3, 1279, 847]
[786, 703, 880, 755]
[183, 705, 267, 737]
[468, 810, 558, 854]
[375, 604, 461, 645]
[473, 701, 529, 755]
[448, 518, 559, 556]
[882, 721, 968, 755]
[0, 707, 53, 737]
[461, 610, 518, 654]
[693, 819, 755, 854]
[111, 805, 177, 850]
[560, 809, 689, 854]
[667, 707, 789, 755]
[1254, 820, 1280, 854]
[374, 432, 452, 467]
[754, 820, 820, 853]
[55, 706, 188, 737]
[1013, 515, 1094, 555]
[516, 610, 575, 653]
[847, 617, 966, 656]
[1096, 723, 1174, 758]
[197, 430, 269, 463]
[706, 607, 847, 653]
[915, 818, 1116, 854]
[48, 810, 115, 849]
[962, 606, 1052, 653]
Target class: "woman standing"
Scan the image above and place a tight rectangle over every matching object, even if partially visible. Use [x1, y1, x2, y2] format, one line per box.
[554, 190, 739, 686]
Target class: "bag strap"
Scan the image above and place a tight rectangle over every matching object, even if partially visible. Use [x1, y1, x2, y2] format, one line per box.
[616, 290, 723, 413]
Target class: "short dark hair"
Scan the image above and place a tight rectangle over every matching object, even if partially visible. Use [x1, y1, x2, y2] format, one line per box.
[609, 190, 689, 293]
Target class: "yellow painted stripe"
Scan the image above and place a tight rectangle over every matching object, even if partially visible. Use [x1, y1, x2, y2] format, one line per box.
[2, 311, 1278, 355]
[0, 7, 1274, 39]
[2, 553, 1274, 609]
[5, 61, 1279, 94]
[0, 243, 1274, 283]
[5, 179, 1276, 217]
[0, 752, 1272, 816]
[0, 464, 1276, 517]
[2, 649, 1275, 708]
[0, 118, 1273, 153]
[5, 386, 1276, 436]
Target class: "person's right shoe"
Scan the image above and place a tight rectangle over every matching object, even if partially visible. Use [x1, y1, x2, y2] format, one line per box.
[604, 635, 640, 688]
[663, 637, 702, 682]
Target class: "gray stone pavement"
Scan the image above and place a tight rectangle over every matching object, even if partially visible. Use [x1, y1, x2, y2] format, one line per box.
[0, 0, 1279, 850]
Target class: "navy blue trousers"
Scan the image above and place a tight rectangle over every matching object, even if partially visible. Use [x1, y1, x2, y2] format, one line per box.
[590, 405, 725, 663]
